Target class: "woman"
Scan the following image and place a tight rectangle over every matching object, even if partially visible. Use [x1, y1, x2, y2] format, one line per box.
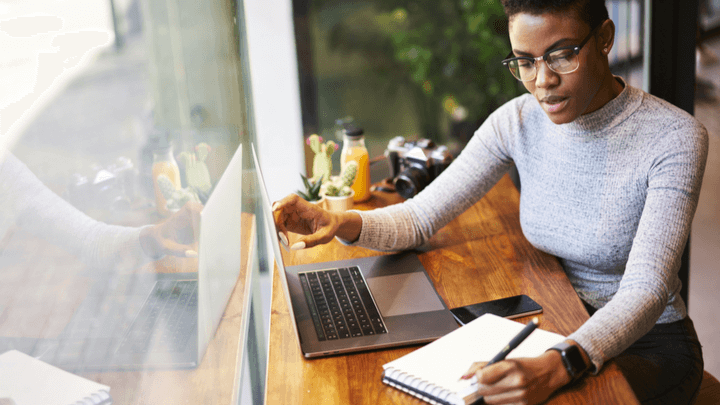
[273, 0, 707, 403]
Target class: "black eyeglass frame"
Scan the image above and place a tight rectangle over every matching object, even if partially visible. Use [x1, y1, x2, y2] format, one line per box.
[501, 21, 606, 81]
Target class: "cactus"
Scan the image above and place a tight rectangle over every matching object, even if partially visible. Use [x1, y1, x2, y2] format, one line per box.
[157, 174, 178, 201]
[158, 174, 200, 211]
[178, 142, 212, 199]
[339, 161, 357, 188]
[323, 161, 357, 197]
[307, 134, 337, 182]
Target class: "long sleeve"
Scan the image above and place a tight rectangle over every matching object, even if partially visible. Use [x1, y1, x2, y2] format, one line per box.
[345, 99, 521, 251]
[1, 152, 148, 270]
[567, 115, 708, 371]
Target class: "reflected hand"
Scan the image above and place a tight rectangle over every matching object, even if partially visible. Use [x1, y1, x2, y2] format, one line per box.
[272, 193, 345, 250]
[140, 201, 203, 259]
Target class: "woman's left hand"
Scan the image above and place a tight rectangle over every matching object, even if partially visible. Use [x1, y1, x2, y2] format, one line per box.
[140, 201, 203, 259]
[465, 351, 570, 405]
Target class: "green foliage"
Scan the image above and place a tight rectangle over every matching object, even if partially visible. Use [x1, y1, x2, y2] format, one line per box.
[298, 174, 323, 202]
[316, 0, 523, 141]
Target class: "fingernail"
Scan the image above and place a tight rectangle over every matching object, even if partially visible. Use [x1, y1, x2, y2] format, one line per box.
[460, 373, 473, 380]
[185, 249, 198, 258]
[272, 202, 279, 211]
[290, 241, 306, 250]
[278, 232, 289, 246]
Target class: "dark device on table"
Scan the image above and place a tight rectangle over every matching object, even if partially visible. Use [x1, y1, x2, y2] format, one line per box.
[385, 136, 453, 199]
[450, 295, 543, 325]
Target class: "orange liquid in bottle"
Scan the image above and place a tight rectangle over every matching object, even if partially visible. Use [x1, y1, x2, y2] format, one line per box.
[341, 146, 370, 202]
[152, 160, 181, 216]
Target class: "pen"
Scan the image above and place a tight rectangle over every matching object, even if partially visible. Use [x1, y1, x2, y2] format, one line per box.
[460, 317, 540, 380]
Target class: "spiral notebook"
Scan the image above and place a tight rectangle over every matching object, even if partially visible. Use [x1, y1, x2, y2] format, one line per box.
[381, 314, 566, 405]
[0, 350, 110, 405]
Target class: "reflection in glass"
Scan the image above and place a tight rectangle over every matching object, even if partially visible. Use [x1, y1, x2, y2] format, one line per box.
[1, 0, 265, 403]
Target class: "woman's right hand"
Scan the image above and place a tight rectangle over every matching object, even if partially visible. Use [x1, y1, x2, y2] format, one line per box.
[272, 194, 361, 250]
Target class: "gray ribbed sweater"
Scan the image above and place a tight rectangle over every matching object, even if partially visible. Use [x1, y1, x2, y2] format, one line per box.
[347, 79, 708, 371]
[0, 151, 146, 270]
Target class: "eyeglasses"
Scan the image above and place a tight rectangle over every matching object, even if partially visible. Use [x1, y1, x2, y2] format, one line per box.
[501, 22, 604, 82]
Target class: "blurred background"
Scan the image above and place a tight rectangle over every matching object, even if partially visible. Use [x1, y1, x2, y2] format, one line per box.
[293, 0, 644, 181]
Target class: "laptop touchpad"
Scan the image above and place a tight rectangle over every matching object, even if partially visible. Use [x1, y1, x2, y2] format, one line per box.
[366, 273, 445, 317]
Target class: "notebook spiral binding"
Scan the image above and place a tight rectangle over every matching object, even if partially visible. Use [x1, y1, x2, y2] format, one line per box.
[382, 369, 457, 405]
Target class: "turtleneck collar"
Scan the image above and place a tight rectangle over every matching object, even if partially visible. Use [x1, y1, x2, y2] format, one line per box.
[556, 76, 643, 136]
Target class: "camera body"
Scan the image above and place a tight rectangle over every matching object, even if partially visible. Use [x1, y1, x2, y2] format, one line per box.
[65, 157, 138, 212]
[385, 136, 453, 199]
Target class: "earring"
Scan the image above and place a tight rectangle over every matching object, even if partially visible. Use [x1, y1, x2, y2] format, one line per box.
[604, 48, 609, 54]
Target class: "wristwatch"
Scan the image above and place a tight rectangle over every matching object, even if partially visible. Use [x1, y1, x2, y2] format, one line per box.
[548, 342, 589, 382]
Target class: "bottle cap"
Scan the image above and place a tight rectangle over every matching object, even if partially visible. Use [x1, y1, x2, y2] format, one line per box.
[342, 123, 364, 139]
[149, 128, 172, 152]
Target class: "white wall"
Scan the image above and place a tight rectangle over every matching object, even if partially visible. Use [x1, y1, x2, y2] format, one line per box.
[242, 0, 305, 202]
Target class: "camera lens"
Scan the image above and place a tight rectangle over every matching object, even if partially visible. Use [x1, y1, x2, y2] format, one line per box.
[394, 165, 430, 199]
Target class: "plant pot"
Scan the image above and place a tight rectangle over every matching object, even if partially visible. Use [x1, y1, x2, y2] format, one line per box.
[324, 190, 354, 212]
[307, 195, 326, 207]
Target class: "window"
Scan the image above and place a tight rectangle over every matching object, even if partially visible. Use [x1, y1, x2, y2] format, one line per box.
[293, 0, 646, 183]
[293, 0, 522, 182]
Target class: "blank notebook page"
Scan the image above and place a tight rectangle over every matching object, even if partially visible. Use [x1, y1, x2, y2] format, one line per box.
[382, 314, 566, 394]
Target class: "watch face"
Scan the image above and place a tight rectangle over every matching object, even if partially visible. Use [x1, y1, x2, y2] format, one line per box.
[563, 344, 587, 378]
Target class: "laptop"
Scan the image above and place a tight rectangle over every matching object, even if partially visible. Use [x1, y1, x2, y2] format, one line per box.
[11, 145, 245, 371]
[251, 144, 458, 358]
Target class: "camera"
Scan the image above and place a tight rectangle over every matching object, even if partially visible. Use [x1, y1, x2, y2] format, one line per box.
[65, 156, 138, 212]
[385, 136, 453, 199]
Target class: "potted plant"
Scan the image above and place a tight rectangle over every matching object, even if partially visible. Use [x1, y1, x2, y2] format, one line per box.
[297, 174, 325, 206]
[322, 161, 357, 212]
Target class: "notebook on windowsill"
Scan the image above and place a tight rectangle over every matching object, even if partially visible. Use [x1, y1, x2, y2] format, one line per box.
[0, 350, 111, 405]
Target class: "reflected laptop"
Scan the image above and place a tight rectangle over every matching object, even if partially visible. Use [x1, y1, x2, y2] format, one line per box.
[251, 145, 457, 358]
[26, 145, 244, 371]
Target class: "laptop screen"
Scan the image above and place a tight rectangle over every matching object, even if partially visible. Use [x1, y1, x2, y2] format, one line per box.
[251, 144, 300, 334]
[197, 144, 244, 360]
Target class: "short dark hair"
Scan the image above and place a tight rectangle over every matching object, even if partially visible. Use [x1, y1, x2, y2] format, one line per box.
[501, 0, 609, 29]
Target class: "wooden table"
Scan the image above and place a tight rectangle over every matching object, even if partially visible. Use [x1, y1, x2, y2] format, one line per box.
[265, 175, 639, 404]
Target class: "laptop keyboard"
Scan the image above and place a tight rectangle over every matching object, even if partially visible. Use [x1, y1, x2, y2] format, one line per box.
[116, 279, 198, 355]
[299, 267, 387, 341]
[42, 278, 197, 368]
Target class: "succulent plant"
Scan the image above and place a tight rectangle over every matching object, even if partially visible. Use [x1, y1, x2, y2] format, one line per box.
[297, 173, 323, 202]
[323, 161, 357, 197]
[157, 174, 200, 210]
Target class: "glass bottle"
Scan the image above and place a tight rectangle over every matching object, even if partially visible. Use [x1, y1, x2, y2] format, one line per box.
[340, 124, 370, 202]
[152, 145, 181, 216]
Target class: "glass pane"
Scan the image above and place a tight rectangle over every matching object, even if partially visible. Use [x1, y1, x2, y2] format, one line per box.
[1, 0, 266, 403]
